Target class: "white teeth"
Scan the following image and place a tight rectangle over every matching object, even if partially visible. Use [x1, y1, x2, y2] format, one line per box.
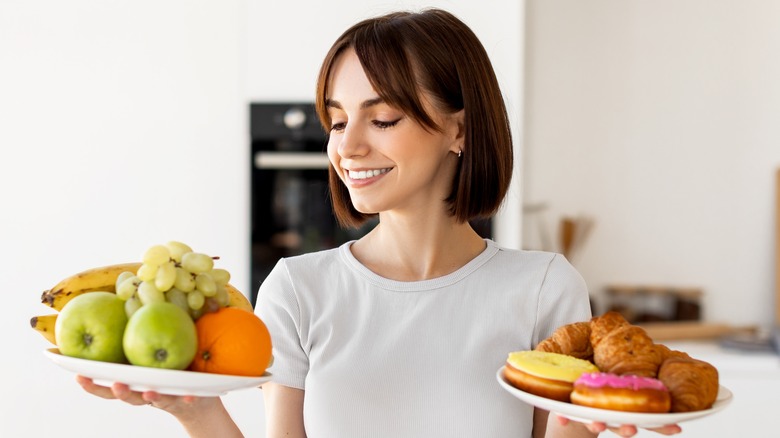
[348, 168, 391, 180]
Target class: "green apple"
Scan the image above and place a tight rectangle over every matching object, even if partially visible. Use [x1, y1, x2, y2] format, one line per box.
[55, 291, 128, 363]
[123, 302, 197, 370]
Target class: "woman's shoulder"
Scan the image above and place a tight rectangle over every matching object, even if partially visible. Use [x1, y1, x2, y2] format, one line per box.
[487, 241, 582, 279]
[277, 244, 345, 270]
[489, 240, 564, 265]
[259, 245, 347, 297]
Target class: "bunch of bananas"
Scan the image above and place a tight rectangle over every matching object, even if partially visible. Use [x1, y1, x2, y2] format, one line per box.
[31, 262, 254, 346]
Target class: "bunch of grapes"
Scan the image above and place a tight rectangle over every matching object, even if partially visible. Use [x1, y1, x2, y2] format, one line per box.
[115, 241, 232, 320]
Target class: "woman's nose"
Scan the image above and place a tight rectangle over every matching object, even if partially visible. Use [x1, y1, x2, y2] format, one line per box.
[337, 124, 368, 158]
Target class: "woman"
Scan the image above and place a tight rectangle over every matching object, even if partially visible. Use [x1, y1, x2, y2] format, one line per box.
[79, 8, 681, 438]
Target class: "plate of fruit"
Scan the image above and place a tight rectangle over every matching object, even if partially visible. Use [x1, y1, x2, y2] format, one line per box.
[33, 241, 274, 397]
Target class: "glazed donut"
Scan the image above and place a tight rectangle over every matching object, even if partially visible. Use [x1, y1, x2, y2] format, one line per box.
[571, 372, 671, 413]
[504, 351, 599, 402]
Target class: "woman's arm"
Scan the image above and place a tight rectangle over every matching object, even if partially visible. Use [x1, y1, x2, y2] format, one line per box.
[168, 396, 243, 438]
[532, 408, 550, 438]
[262, 382, 306, 438]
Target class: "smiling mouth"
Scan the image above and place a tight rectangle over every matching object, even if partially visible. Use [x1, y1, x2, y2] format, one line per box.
[347, 168, 392, 180]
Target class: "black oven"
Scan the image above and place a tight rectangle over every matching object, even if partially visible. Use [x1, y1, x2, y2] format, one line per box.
[249, 103, 375, 304]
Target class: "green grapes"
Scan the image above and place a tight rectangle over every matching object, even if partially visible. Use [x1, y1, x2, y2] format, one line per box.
[181, 252, 214, 274]
[174, 267, 196, 292]
[137, 281, 165, 305]
[115, 242, 233, 320]
[136, 263, 157, 282]
[195, 273, 217, 297]
[165, 241, 193, 263]
[155, 261, 176, 291]
[124, 297, 142, 318]
[116, 276, 140, 301]
[115, 271, 136, 291]
[142, 244, 170, 267]
[187, 290, 205, 310]
[211, 268, 230, 286]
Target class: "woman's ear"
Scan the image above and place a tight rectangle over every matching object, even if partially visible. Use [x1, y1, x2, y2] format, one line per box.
[449, 109, 465, 154]
[454, 109, 465, 139]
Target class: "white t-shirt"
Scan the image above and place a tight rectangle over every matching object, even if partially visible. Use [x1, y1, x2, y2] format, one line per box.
[255, 239, 591, 438]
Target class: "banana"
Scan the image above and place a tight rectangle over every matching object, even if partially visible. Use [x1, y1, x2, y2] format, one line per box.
[30, 314, 58, 345]
[40, 261, 253, 314]
[225, 283, 254, 312]
[41, 262, 142, 311]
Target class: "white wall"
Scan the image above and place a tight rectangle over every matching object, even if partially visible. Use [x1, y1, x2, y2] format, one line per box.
[0, 1, 256, 436]
[523, 0, 780, 327]
[0, 1, 524, 436]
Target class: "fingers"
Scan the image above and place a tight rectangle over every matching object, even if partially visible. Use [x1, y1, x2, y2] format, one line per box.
[647, 424, 683, 435]
[607, 424, 638, 437]
[585, 422, 607, 434]
[110, 382, 151, 406]
[556, 415, 606, 434]
[568, 422, 635, 437]
[75, 375, 159, 407]
[140, 390, 197, 411]
[556, 412, 682, 437]
[75, 375, 209, 418]
[605, 423, 681, 437]
[75, 375, 118, 400]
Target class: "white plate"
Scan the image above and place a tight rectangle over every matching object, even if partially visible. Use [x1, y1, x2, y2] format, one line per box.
[497, 367, 732, 428]
[45, 348, 272, 397]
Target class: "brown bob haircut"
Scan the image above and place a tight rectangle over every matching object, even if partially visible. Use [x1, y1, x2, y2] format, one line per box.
[315, 8, 513, 228]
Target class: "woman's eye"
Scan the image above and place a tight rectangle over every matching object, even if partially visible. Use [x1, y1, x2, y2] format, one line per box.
[372, 118, 401, 129]
[330, 122, 346, 132]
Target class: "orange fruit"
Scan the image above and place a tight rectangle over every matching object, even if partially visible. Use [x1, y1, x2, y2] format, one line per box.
[190, 307, 272, 377]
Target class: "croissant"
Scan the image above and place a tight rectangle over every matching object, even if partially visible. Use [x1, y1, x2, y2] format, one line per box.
[658, 355, 720, 412]
[591, 324, 664, 377]
[535, 321, 593, 360]
[589, 311, 629, 349]
[656, 343, 691, 361]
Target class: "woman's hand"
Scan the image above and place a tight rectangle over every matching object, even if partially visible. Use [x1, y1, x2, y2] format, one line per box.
[75, 375, 226, 423]
[556, 415, 682, 437]
[76, 375, 204, 412]
[76, 375, 243, 437]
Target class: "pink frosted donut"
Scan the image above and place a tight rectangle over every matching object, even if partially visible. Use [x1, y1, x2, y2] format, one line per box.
[570, 372, 671, 413]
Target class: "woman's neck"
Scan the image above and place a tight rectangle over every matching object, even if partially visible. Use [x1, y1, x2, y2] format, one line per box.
[350, 214, 487, 281]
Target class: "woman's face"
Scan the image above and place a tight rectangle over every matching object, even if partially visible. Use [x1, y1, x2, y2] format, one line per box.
[325, 49, 463, 218]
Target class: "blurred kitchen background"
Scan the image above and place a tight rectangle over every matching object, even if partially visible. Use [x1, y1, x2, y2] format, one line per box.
[1, 0, 778, 437]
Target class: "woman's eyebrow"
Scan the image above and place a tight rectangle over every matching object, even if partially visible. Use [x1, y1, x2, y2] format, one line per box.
[360, 97, 384, 109]
[325, 99, 342, 109]
[325, 97, 384, 110]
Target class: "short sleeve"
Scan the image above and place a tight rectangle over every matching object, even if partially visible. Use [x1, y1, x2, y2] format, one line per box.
[532, 254, 592, 346]
[254, 259, 309, 389]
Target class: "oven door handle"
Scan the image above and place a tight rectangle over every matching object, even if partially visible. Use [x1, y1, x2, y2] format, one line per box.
[254, 152, 331, 169]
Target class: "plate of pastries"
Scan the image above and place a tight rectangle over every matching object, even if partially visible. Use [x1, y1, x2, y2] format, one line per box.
[498, 311, 733, 428]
